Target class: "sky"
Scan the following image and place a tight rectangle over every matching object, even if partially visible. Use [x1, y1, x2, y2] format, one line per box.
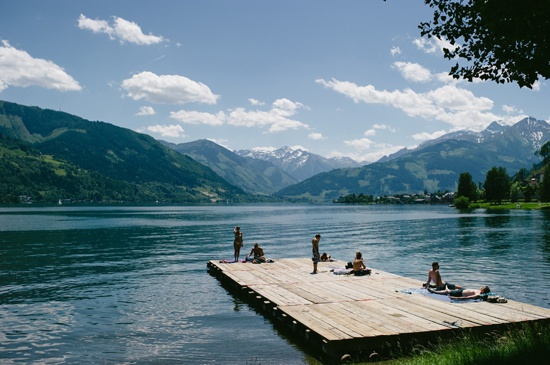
[1, 0, 548, 163]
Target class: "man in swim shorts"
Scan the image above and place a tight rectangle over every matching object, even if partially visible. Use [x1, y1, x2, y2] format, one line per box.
[424, 262, 461, 290]
[428, 286, 491, 300]
[311, 234, 321, 274]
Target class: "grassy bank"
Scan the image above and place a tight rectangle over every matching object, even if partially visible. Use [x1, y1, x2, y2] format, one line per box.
[374, 323, 550, 365]
[468, 201, 550, 210]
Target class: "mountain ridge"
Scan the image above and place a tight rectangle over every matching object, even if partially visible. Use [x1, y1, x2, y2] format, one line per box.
[0, 100, 247, 203]
[274, 117, 549, 202]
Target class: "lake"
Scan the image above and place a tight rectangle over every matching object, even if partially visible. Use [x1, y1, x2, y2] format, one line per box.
[1, 204, 549, 364]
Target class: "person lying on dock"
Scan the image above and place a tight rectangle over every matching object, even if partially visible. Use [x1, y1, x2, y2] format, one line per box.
[428, 286, 490, 300]
[320, 252, 332, 261]
[246, 243, 266, 263]
[351, 251, 371, 276]
[424, 261, 462, 290]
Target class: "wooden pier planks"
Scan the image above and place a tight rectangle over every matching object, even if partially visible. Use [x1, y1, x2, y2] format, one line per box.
[208, 258, 550, 356]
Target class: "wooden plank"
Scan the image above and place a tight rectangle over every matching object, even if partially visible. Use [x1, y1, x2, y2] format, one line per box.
[208, 257, 550, 358]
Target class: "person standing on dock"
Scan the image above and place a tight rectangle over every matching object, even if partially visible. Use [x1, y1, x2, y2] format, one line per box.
[233, 226, 243, 262]
[311, 233, 321, 274]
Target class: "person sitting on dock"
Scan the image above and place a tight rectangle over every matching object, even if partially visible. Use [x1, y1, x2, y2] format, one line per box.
[428, 286, 491, 300]
[320, 252, 331, 261]
[424, 262, 461, 290]
[246, 243, 266, 263]
[351, 251, 371, 276]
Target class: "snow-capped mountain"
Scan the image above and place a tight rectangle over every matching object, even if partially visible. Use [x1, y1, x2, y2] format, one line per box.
[235, 146, 362, 181]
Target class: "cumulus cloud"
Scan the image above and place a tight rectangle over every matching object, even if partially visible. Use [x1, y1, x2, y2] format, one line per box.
[390, 46, 401, 56]
[502, 104, 523, 114]
[167, 98, 309, 133]
[412, 130, 447, 141]
[329, 143, 405, 163]
[364, 124, 396, 137]
[146, 124, 185, 137]
[78, 14, 165, 45]
[393, 62, 432, 83]
[413, 36, 457, 55]
[249, 98, 265, 106]
[344, 137, 375, 150]
[170, 110, 226, 126]
[136, 106, 156, 116]
[121, 71, 219, 104]
[308, 132, 325, 140]
[316, 78, 500, 131]
[0, 40, 81, 92]
[226, 98, 309, 133]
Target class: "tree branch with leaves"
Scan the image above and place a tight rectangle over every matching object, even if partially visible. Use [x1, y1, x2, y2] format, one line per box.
[419, 0, 550, 88]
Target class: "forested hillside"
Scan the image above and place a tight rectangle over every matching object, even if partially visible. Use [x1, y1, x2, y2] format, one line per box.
[0, 100, 247, 204]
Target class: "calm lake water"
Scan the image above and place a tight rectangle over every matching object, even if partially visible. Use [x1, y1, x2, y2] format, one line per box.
[1, 204, 549, 364]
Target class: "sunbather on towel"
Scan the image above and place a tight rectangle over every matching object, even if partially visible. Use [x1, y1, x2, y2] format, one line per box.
[246, 242, 266, 263]
[428, 286, 490, 300]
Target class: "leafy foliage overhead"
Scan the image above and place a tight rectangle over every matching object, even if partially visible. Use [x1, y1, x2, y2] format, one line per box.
[420, 0, 550, 88]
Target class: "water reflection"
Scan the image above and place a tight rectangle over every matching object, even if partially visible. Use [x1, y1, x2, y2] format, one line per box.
[1, 205, 549, 364]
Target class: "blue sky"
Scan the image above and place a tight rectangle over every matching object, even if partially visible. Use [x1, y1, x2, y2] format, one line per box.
[1, 0, 548, 162]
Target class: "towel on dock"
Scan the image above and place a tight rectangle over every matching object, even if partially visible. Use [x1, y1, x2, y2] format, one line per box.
[400, 288, 482, 303]
[331, 268, 353, 275]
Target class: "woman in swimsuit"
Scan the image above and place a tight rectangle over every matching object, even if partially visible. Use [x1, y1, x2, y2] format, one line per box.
[233, 226, 243, 262]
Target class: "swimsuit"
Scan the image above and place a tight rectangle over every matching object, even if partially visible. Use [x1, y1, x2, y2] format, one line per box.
[450, 289, 464, 297]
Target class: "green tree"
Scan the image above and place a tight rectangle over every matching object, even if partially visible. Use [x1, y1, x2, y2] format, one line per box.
[536, 141, 550, 166]
[512, 167, 529, 183]
[457, 172, 477, 201]
[419, 0, 550, 88]
[540, 168, 550, 202]
[453, 195, 470, 209]
[522, 183, 537, 203]
[483, 166, 510, 204]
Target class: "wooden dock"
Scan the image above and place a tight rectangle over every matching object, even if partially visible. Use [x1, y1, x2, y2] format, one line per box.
[207, 258, 550, 360]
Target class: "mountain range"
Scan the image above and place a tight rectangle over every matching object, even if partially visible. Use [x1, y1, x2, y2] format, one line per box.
[275, 117, 549, 201]
[0, 99, 548, 204]
[0, 100, 246, 204]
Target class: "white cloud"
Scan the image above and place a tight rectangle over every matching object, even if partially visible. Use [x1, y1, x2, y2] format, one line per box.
[0, 40, 81, 92]
[226, 98, 309, 133]
[390, 46, 401, 56]
[329, 143, 405, 163]
[207, 138, 229, 148]
[248, 98, 265, 106]
[316, 78, 500, 131]
[413, 36, 457, 55]
[121, 71, 219, 104]
[373, 124, 396, 133]
[136, 106, 156, 116]
[412, 130, 447, 141]
[344, 137, 375, 150]
[170, 110, 226, 126]
[393, 62, 432, 83]
[502, 104, 523, 114]
[364, 129, 376, 137]
[146, 124, 185, 137]
[308, 132, 325, 140]
[78, 14, 165, 45]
